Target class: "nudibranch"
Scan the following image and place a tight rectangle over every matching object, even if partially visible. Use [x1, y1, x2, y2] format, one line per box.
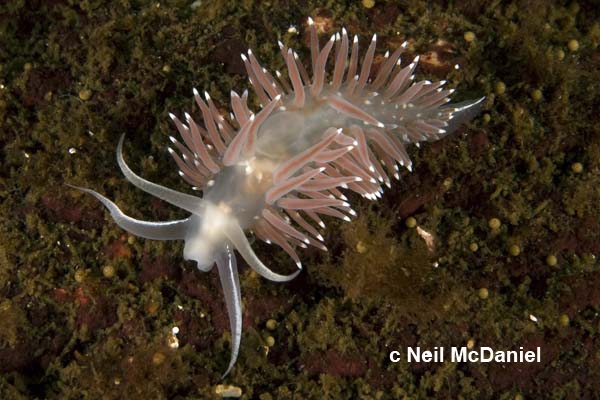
[73, 18, 484, 377]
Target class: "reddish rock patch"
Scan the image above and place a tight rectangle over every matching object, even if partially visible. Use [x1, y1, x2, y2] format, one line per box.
[139, 254, 180, 283]
[76, 289, 117, 333]
[104, 236, 133, 260]
[303, 350, 368, 377]
[41, 191, 104, 230]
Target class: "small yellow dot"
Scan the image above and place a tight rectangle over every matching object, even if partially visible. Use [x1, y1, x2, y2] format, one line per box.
[469, 242, 479, 252]
[266, 319, 277, 330]
[531, 89, 542, 102]
[362, 0, 375, 8]
[571, 162, 583, 173]
[356, 241, 367, 254]
[478, 288, 489, 299]
[265, 336, 275, 347]
[567, 39, 579, 52]
[509, 244, 521, 256]
[23, 62, 32, 72]
[152, 352, 166, 365]
[546, 254, 558, 266]
[0, 300, 11, 312]
[494, 81, 506, 95]
[405, 217, 417, 228]
[482, 113, 491, 123]
[568, 2, 580, 13]
[127, 235, 136, 245]
[102, 265, 115, 278]
[514, 394, 523, 400]
[146, 301, 159, 315]
[162, 64, 171, 73]
[556, 48, 565, 60]
[74, 270, 86, 283]
[466, 338, 475, 349]
[488, 218, 501, 230]
[463, 31, 476, 42]
[559, 314, 570, 327]
[79, 89, 92, 101]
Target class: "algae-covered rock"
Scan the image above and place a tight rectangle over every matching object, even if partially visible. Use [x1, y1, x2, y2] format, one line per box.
[1, 0, 599, 398]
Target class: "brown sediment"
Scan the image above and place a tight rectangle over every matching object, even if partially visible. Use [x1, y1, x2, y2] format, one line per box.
[1, 0, 599, 398]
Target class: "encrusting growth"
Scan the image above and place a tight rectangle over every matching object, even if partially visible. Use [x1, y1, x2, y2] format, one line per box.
[72, 17, 484, 377]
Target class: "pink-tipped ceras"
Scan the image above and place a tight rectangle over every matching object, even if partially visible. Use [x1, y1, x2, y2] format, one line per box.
[74, 17, 484, 377]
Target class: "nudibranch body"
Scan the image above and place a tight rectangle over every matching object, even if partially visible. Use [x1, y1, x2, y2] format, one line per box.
[74, 18, 484, 377]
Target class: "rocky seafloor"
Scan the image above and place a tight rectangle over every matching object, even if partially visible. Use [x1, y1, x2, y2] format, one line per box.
[0, 0, 599, 398]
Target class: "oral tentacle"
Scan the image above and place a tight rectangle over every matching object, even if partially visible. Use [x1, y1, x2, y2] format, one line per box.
[117, 134, 204, 215]
[68, 184, 190, 240]
[223, 219, 302, 281]
[215, 245, 242, 378]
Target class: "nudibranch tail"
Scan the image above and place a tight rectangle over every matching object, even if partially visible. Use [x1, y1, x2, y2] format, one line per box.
[440, 97, 486, 134]
[74, 17, 484, 378]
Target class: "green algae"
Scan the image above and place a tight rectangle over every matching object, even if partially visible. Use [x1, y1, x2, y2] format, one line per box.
[313, 206, 465, 321]
[1, 0, 600, 398]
